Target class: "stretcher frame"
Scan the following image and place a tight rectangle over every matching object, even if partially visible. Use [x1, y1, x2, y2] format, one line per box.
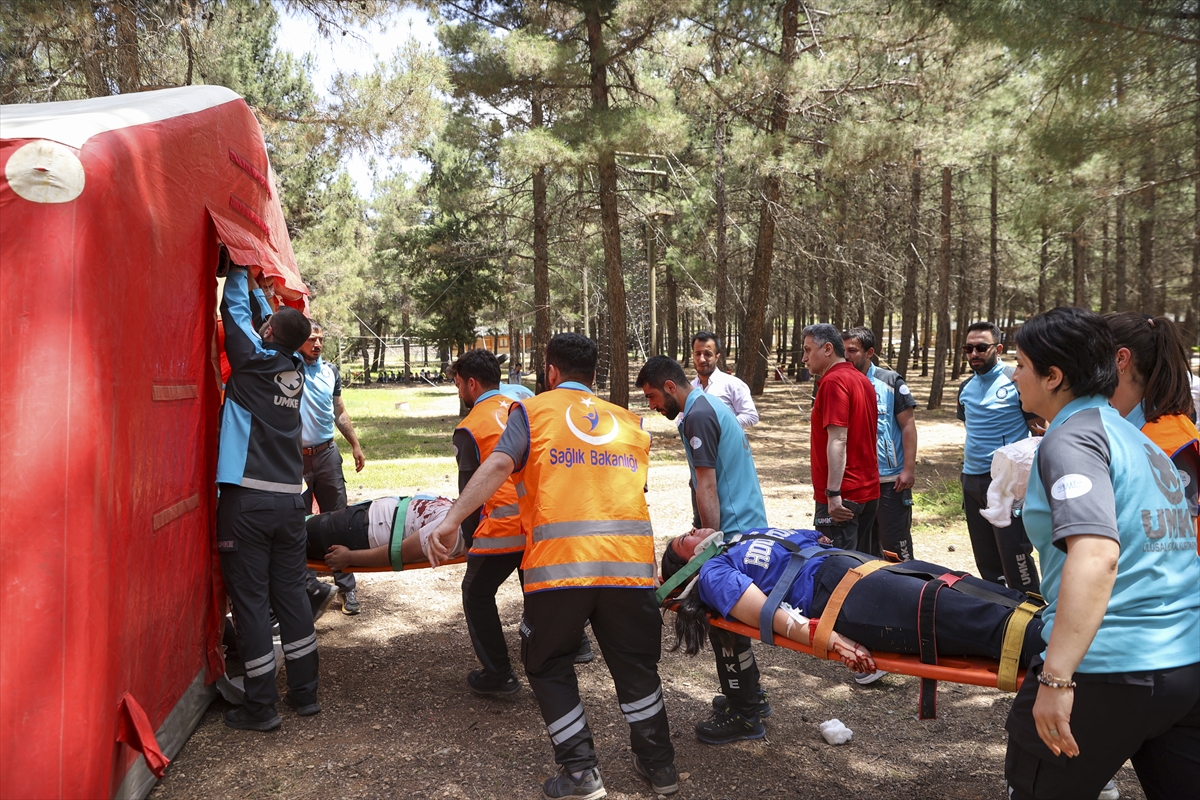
[667, 603, 1027, 691]
[307, 557, 467, 573]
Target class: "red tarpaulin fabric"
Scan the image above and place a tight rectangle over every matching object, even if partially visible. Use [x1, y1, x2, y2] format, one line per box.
[0, 86, 307, 799]
[115, 694, 169, 780]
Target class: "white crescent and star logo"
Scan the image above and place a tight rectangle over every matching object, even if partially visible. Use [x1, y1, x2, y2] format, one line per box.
[565, 397, 619, 446]
[494, 397, 510, 430]
[274, 370, 303, 398]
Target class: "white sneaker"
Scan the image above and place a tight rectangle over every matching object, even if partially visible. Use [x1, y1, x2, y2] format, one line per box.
[853, 669, 888, 685]
[1097, 779, 1120, 800]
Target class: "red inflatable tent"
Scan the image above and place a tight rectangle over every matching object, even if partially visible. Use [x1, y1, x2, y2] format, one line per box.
[0, 86, 308, 800]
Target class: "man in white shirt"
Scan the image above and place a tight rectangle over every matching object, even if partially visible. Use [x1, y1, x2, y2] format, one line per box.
[690, 332, 759, 428]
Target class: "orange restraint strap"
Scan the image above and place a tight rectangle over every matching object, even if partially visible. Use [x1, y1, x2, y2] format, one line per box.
[811, 559, 891, 659]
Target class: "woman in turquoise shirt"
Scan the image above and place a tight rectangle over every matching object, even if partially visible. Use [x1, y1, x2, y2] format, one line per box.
[1007, 307, 1199, 800]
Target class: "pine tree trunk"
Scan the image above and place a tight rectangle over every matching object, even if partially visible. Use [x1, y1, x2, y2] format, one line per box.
[1055, 239, 1070, 308]
[871, 173, 887, 347]
[921, 265, 931, 378]
[989, 154, 999, 320]
[666, 261, 678, 360]
[817, 242, 830, 322]
[754, 315, 773, 391]
[371, 332, 381, 373]
[1116, 167, 1127, 311]
[778, 289, 789, 364]
[791, 286, 802, 374]
[585, 9, 628, 406]
[1038, 223, 1049, 313]
[833, 186, 848, 332]
[595, 308, 609, 391]
[953, 172, 969, 380]
[1072, 228, 1088, 308]
[713, 52, 729, 371]
[1101, 198, 1111, 313]
[898, 148, 921, 380]
[82, 9, 110, 96]
[929, 167, 952, 409]
[1139, 148, 1156, 314]
[112, 1, 140, 93]
[1192, 48, 1200, 349]
[1115, 76, 1128, 311]
[401, 288, 411, 376]
[531, 92, 550, 393]
[736, 0, 798, 395]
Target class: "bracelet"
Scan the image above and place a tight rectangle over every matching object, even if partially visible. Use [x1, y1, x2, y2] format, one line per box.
[1036, 670, 1077, 689]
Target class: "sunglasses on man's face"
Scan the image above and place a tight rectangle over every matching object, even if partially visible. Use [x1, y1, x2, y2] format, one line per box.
[963, 343, 997, 355]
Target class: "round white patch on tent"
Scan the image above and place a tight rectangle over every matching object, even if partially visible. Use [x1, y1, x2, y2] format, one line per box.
[5, 140, 85, 203]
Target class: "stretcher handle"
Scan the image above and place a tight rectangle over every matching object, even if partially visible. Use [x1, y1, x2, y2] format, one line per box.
[306, 557, 467, 574]
[666, 602, 1025, 691]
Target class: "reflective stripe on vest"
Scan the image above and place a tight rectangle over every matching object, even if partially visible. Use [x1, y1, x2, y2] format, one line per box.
[459, 393, 525, 556]
[489, 502, 520, 519]
[470, 534, 527, 552]
[524, 560, 655, 587]
[532, 519, 654, 542]
[515, 388, 654, 592]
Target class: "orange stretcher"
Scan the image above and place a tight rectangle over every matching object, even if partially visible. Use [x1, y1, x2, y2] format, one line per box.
[661, 544, 1038, 718]
[695, 610, 1026, 690]
[307, 557, 467, 573]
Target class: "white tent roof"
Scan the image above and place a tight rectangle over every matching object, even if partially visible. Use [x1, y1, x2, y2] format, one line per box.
[0, 86, 242, 149]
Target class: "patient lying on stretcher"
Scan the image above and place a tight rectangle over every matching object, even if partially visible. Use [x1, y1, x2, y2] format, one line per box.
[662, 528, 1045, 674]
[306, 495, 466, 571]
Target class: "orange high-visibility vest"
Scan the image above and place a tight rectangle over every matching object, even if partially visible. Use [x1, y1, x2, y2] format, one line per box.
[515, 387, 655, 593]
[1141, 412, 1200, 554]
[457, 392, 525, 556]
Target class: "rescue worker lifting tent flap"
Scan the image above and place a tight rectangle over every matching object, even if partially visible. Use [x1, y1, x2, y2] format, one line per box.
[0, 86, 308, 800]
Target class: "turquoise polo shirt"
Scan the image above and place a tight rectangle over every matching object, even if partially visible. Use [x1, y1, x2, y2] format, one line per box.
[679, 390, 767, 534]
[300, 357, 340, 447]
[958, 362, 1032, 475]
[1024, 395, 1199, 673]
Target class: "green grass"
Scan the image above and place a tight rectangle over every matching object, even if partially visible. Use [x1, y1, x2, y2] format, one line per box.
[340, 385, 461, 460]
[329, 385, 464, 492]
[913, 477, 963, 522]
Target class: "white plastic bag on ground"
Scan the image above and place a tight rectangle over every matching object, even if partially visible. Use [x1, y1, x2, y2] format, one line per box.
[819, 718, 853, 745]
[982, 437, 1042, 527]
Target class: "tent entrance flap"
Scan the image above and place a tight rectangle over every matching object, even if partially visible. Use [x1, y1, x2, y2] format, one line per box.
[206, 201, 280, 277]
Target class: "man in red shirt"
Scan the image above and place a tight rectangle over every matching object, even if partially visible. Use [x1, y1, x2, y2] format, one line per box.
[802, 323, 880, 551]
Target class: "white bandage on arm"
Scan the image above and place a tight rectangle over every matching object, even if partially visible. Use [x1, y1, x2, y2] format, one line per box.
[780, 603, 807, 641]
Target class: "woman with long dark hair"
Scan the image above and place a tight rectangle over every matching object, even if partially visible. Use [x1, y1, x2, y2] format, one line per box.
[661, 527, 1046, 673]
[1105, 312, 1200, 553]
[1006, 307, 1199, 800]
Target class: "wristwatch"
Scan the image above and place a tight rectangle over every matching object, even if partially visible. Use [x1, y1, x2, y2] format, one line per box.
[825, 489, 842, 497]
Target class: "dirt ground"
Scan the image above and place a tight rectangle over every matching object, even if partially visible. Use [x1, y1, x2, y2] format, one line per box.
[150, 374, 1146, 800]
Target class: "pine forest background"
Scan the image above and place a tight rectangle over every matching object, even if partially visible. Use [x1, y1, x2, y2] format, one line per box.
[5, 0, 1199, 408]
